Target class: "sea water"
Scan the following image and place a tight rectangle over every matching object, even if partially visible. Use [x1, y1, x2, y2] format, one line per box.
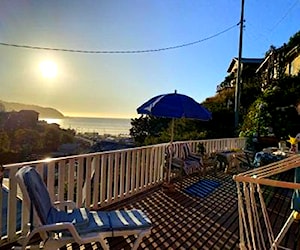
[41, 117, 132, 136]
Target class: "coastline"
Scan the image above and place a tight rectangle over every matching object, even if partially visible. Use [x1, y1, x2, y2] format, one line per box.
[41, 116, 132, 136]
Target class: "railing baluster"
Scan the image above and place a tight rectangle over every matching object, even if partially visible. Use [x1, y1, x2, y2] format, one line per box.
[84, 157, 92, 208]
[47, 162, 56, 201]
[76, 157, 84, 207]
[100, 154, 107, 206]
[0, 166, 3, 240]
[125, 150, 131, 197]
[131, 150, 137, 193]
[140, 149, 145, 190]
[107, 154, 113, 204]
[114, 152, 120, 199]
[119, 151, 126, 199]
[7, 168, 18, 242]
[148, 148, 154, 185]
[57, 160, 65, 202]
[92, 156, 100, 209]
[68, 158, 75, 203]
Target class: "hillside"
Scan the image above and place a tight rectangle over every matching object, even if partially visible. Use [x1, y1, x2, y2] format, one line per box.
[0, 100, 64, 118]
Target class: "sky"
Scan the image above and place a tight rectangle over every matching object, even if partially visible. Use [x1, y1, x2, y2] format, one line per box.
[0, 0, 299, 119]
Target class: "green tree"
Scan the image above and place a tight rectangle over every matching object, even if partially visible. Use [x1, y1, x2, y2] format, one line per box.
[240, 74, 300, 140]
[130, 115, 170, 146]
[43, 127, 62, 151]
[13, 128, 42, 156]
[130, 113, 213, 146]
[0, 130, 10, 152]
[0, 103, 5, 112]
[60, 129, 75, 144]
[202, 89, 236, 138]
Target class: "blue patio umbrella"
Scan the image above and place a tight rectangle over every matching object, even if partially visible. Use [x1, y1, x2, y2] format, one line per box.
[137, 90, 212, 122]
[137, 90, 212, 182]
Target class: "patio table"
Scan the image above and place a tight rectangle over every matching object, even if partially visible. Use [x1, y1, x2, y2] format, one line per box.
[215, 150, 245, 173]
[253, 147, 290, 167]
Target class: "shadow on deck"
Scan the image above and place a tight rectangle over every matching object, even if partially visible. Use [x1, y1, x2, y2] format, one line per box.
[61, 170, 300, 250]
[8, 170, 300, 250]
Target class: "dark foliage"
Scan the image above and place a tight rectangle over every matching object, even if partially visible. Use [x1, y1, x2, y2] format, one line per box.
[130, 115, 170, 146]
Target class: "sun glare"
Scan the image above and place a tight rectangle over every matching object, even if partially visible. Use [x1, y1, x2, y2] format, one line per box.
[39, 60, 58, 78]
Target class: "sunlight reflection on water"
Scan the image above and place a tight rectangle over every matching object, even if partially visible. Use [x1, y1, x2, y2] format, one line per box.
[41, 117, 131, 136]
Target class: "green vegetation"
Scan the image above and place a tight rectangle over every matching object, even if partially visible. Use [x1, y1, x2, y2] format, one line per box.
[0, 120, 76, 164]
[241, 74, 300, 139]
[130, 31, 300, 146]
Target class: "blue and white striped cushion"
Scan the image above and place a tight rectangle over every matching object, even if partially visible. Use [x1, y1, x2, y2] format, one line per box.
[71, 209, 152, 235]
[108, 209, 152, 230]
[47, 207, 89, 228]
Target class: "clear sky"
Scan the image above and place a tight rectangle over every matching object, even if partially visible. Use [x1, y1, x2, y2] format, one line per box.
[0, 0, 299, 118]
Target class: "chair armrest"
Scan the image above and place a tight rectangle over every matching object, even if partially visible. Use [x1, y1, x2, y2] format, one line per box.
[54, 200, 77, 210]
[171, 157, 184, 168]
[22, 222, 84, 248]
[188, 153, 202, 161]
[36, 222, 78, 233]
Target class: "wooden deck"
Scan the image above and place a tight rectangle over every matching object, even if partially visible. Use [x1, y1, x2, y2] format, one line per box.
[55, 169, 300, 250]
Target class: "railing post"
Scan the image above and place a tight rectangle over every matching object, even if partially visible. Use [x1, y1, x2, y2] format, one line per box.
[0, 165, 3, 239]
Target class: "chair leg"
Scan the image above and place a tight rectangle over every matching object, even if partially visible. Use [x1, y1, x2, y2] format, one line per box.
[97, 235, 110, 250]
[272, 211, 295, 248]
[131, 230, 151, 250]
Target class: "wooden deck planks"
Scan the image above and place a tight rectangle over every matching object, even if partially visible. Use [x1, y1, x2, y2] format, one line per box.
[8, 170, 299, 250]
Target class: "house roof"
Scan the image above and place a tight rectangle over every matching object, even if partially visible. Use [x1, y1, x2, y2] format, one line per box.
[256, 52, 273, 73]
[227, 57, 264, 73]
[256, 45, 300, 73]
[286, 44, 300, 59]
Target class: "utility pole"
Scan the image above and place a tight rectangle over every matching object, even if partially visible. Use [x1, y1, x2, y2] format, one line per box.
[234, 0, 245, 134]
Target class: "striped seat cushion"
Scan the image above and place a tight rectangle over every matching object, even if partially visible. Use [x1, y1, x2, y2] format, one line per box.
[108, 209, 152, 230]
[68, 209, 152, 235]
[47, 207, 89, 228]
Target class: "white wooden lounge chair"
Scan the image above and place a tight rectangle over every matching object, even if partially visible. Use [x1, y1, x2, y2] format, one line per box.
[15, 166, 152, 250]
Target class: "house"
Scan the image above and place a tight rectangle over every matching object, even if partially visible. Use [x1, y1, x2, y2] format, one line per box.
[0, 110, 39, 131]
[217, 57, 263, 92]
[256, 44, 300, 90]
[227, 57, 263, 81]
[285, 45, 300, 75]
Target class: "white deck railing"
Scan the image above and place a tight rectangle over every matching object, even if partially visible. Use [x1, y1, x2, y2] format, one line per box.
[0, 137, 246, 247]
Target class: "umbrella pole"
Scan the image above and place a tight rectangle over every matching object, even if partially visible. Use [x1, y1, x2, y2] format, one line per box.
[168, 118, 175, 183]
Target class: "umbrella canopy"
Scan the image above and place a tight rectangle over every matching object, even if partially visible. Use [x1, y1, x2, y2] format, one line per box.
[137, 91, 212, 183]
[137, 91, 212, 121]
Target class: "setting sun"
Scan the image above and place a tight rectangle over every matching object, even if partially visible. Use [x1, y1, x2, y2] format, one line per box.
[39, 60, 58, 78]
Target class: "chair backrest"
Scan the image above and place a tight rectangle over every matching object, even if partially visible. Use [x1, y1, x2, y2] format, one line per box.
[181, 143, 192, 159]
[16, 166, 53, 225]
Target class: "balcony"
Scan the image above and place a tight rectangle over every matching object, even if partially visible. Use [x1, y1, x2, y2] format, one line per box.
[1, 137, 299, 249]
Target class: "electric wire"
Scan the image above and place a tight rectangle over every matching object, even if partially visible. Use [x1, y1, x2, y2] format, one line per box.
[0, 22, 239, 54]
[268, 0, 299, 33]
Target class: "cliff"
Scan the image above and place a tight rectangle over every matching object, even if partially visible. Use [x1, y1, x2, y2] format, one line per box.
[0, 100, 64, 118]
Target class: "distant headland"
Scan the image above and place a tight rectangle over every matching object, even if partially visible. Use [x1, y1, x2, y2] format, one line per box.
[0, 100, 64, 119]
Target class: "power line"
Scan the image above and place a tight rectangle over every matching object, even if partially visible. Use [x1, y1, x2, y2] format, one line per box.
[269, 0, 299, 33]
[0, 23, 238, 54]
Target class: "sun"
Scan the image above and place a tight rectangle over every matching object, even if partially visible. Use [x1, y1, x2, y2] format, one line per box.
[39, 60, 57, 78]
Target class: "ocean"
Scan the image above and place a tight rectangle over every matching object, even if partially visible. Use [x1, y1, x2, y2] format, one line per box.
[41, 117, 132, 136]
